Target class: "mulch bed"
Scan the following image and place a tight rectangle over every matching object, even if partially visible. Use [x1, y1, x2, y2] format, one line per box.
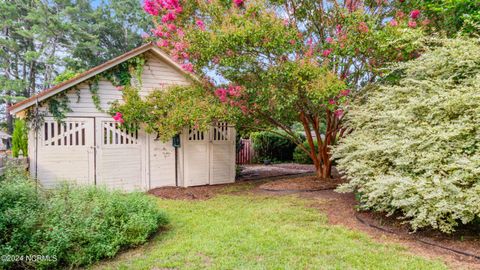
[237, 163, 315, 180]
[259, 175, 346, 191]
[355, 209, 480, 260]
[148, 186, 224, 200]
[298, 190, 480, 269]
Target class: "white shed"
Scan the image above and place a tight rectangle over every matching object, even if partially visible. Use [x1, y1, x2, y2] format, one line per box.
[9, 43, 236, 192]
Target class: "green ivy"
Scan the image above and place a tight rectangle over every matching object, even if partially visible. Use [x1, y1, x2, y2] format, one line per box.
[88, 77, 103, 112]
[30, 55, 147, 124]
[102, 55, 146, 87]
[47, 92, 72, 123]
[25, 106, 46, 131]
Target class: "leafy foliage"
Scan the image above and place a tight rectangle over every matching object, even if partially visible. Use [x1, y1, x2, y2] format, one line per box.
[418, 0, 480, 36]
[293, 140, 319, 164]
[110, 84, 230, 141]
[102, 55, 146, 87]
[88, 77, 103, 112]
[250, 131, 301, 162]
[333, 38, 480, 233]
[0, 163, 168, 269]
[143, 0, 425, 178]
[47, 93, 72, 123]
[0, 164, 42, 269]
[11, 119, 28, 157]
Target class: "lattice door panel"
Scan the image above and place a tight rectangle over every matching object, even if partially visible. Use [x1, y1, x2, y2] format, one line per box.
[211, 122, 231, 142]
[42, 120, 89, 147]
[102, 121, 139, 146]
[188, 128, 206, 141]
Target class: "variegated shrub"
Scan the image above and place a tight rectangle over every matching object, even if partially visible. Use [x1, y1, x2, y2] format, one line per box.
[333, 38, 480, 233]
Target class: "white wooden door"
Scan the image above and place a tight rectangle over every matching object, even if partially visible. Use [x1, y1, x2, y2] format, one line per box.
[149, 135, 176, 188]
[183, 128, 210, 186]
[95, 118, 144, 191]
[37, 118, 95, 188]
[209, 123, 236, 184]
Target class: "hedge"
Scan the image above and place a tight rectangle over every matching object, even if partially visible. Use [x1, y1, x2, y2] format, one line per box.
[0, 163, 168, 269]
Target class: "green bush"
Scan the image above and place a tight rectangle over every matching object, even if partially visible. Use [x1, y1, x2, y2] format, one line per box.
[11, 119, 28, 157]
[251, 131, 302, 163]
[0, 163, 168, 269]
[0, 164, 43, 269]
[293, 140, 318, 164]
[333, 38, 480, 233]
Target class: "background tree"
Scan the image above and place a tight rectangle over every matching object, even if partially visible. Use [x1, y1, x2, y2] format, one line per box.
[137, 0, 423, 178]
[413, 0, 480, 36]
[0, 0, 149, 136]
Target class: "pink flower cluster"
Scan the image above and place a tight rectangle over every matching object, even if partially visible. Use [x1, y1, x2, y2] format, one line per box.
[339, 89, 350, 96]
[181, 63, 194, 72]
[214, 85, 248, 114]
[215, 85, 242, 102]
[113, 112, 124, 124]
[144, 0, 197, 73]
[358, 22, 369, 33]
[233, 0, 244, 7]
[144, 0, 248, 74]
[144, 0, 181, 16]
[345, 0, 360, 12]
[322, 49, 332, 57]
[408, 9, 421, 28]
[196, 19, 206, 31]
[334, 109, 344, 119]
[410, 10, 421, 19]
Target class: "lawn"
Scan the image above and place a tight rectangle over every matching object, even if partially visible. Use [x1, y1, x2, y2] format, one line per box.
[94, 193, 447, 270]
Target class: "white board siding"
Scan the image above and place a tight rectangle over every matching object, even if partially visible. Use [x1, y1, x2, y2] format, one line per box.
[210, 144, 236, 185]
[35, 52, 190, 118]
[183, 128, 209, 186]
[148, 135, 176, 188]
[95, 119, 145, 192]
[210, 125, 236, 185]
[182, 126, 236, 187]
[36, 118, 95, 188]
[140, 53, 190, 96]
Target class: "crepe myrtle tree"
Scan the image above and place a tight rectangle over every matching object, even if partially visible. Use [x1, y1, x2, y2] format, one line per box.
[132, 0, 424, 178]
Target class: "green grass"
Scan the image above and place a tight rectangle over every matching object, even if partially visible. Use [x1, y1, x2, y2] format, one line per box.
[94, 194, 447, 270]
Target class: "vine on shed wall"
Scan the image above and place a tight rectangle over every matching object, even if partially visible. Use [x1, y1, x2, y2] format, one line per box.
[88, 77, 102, 112]
[29, 55, 146, 125]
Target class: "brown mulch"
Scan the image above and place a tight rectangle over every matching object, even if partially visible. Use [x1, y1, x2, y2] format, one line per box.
[148, 186, 225, 200]
[296, 190, 480, 269]
[259, 175, 346, 191]
[355, 209, 480, 259]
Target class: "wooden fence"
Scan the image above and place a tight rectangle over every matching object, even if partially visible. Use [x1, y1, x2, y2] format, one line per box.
[236, 138, 255, 164]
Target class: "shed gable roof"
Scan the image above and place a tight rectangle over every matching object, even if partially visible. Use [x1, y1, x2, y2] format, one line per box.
[9, 43, 192, 115]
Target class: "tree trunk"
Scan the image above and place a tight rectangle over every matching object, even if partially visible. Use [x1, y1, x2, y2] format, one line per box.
[298, 108, 340, 179]
[299, 112, 333, 179]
